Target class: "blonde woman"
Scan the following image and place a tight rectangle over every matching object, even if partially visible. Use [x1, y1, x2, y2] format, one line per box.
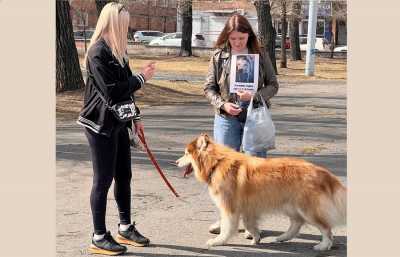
[77, 3, 155, 255]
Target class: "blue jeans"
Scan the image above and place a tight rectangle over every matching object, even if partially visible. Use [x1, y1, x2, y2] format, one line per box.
[213, 113, 267, 158]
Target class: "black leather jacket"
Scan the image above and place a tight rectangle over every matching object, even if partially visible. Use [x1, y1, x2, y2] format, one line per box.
[77, 38, 145, 137]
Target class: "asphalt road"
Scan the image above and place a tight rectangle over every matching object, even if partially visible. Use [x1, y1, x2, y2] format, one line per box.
[56, 79, 347, 257]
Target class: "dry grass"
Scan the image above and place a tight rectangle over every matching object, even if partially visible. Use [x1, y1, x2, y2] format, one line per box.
[135, 80, 204, 107]
[278, 58, 347, 81]
[56, 88, 85, 121]
[79, 55, 346, 81]
[300, 145, 328, 154]
[128, 55, 347, 81]
[56, 80, 205, 121]
[62, 55, 346, 120]
[79, 55, 210, 76]
[129, 56, 210, 76]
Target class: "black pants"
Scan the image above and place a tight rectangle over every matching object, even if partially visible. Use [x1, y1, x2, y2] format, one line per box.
[85, 125, 132, 235]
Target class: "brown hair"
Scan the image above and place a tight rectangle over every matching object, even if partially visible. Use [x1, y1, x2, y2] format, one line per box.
[215, 14, 260, 54]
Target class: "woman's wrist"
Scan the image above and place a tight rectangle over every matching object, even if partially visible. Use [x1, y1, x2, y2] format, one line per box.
[139, 73, 146, 82]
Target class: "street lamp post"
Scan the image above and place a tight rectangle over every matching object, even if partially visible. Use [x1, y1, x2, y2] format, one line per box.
[305, 0, 319, 76]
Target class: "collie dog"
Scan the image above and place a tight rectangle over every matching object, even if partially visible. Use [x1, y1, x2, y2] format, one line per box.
[176, 134, 346, 251]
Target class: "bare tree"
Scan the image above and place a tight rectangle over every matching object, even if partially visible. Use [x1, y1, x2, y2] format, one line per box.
[329, 0, 347, 58]
[71, 0, 94, 53]
[179, 0, 192, 57]
[254, 0, 277, 73]
[95, 0, 113, 16]
[56, 0, 84, 92]
[289, 0, 301, 60]
[280, 0, 287, 68]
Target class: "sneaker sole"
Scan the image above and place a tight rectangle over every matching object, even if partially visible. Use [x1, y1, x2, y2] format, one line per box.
[88, 244, 126, 256]
[115, 234, 149, 247]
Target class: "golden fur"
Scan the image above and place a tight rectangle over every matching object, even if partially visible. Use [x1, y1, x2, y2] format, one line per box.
[177, 134, 346, 251]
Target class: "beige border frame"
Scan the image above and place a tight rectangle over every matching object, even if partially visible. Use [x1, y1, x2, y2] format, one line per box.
[0, 0, 55, 256]
[1, 0, 400, 256]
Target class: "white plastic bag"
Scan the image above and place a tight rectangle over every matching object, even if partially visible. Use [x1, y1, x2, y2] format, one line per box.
[242, 95, 275, 152]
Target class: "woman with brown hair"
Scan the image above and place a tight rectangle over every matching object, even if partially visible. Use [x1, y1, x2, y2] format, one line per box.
[204, 13, 279, 235]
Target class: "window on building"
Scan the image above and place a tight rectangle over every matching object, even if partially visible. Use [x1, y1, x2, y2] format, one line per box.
[316, 20, 325, 36]
[74, 12, 89, 28]
[274, 20, 289, 35]
[300, 19, 325, 36]
[168, 0, 174, 7]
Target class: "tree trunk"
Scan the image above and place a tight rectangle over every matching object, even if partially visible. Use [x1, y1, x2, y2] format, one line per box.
[280, 0, 287, 68]
[83, 15, 87, 53]
[179, 0, 192, 57]
[147, 0, 151, 30]
[56, 1, 84, 92]
[330, 17, 337, 58]
[254, 0, 277, 74]
[290, 1, 301, 60]
[95, 0, 112, 16]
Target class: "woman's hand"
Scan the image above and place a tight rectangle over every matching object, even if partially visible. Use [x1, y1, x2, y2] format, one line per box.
[134, 121, 144, 138]
[236, 90, 253, 101]
[222, 102, 242, 116]
[141, 62, 156, 81]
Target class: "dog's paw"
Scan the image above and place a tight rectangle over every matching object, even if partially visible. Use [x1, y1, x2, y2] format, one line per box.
[243, 230, 253, 240]
[275, 235, 290, 242]
[206, 239, 215, 248]
[251, 237, 260, 245]
[313, 241, 332, 251]
[206, 238, 223, 248]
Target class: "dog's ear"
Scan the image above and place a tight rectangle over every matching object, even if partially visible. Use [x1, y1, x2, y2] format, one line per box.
[197, 134, 210, 151]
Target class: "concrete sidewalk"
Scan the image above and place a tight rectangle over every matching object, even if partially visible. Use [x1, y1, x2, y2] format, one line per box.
[56, 80, 347, 257]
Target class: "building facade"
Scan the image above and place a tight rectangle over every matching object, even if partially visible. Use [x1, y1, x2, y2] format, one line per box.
[70, 0, 178, 34]
[181, 0, 346, 47]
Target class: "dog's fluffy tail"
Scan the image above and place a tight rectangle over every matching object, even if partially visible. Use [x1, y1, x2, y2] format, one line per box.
[322, 184, 347, 227]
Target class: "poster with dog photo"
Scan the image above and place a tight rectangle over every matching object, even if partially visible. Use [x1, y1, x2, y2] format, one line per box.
[229, 54, 259, 93]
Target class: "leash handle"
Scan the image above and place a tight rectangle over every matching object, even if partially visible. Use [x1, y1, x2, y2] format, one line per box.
[137, 132, 180, 197]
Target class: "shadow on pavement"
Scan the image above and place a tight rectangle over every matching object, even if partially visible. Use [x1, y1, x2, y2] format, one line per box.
[121, 239, 346, 257]
[56, 143, 346, 178]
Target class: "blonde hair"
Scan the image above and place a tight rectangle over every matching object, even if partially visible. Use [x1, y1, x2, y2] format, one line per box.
[85, 2, 129, 66]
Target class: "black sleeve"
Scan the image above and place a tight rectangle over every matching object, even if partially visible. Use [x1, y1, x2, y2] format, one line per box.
[87, 53, 145, 102]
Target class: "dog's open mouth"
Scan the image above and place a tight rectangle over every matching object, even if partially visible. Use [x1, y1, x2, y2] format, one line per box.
[183, 164, 193, 178]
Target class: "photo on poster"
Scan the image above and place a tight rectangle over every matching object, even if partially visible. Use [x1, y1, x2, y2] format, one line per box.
[229, 54, 259, 93]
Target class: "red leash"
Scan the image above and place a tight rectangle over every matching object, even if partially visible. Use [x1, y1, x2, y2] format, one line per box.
[137, 132, 180, 197]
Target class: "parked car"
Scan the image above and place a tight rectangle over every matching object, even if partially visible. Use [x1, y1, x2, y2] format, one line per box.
[334, 45, 347, 52]
[149, 32, 208, 47]
[299, 37, 328, 51]
[133, 31, 164, 44]
[73, 29, 94, 40]
[275, 35, 290, 49]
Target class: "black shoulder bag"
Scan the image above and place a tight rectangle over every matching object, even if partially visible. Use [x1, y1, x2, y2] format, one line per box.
[88, 72, 138, 122]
